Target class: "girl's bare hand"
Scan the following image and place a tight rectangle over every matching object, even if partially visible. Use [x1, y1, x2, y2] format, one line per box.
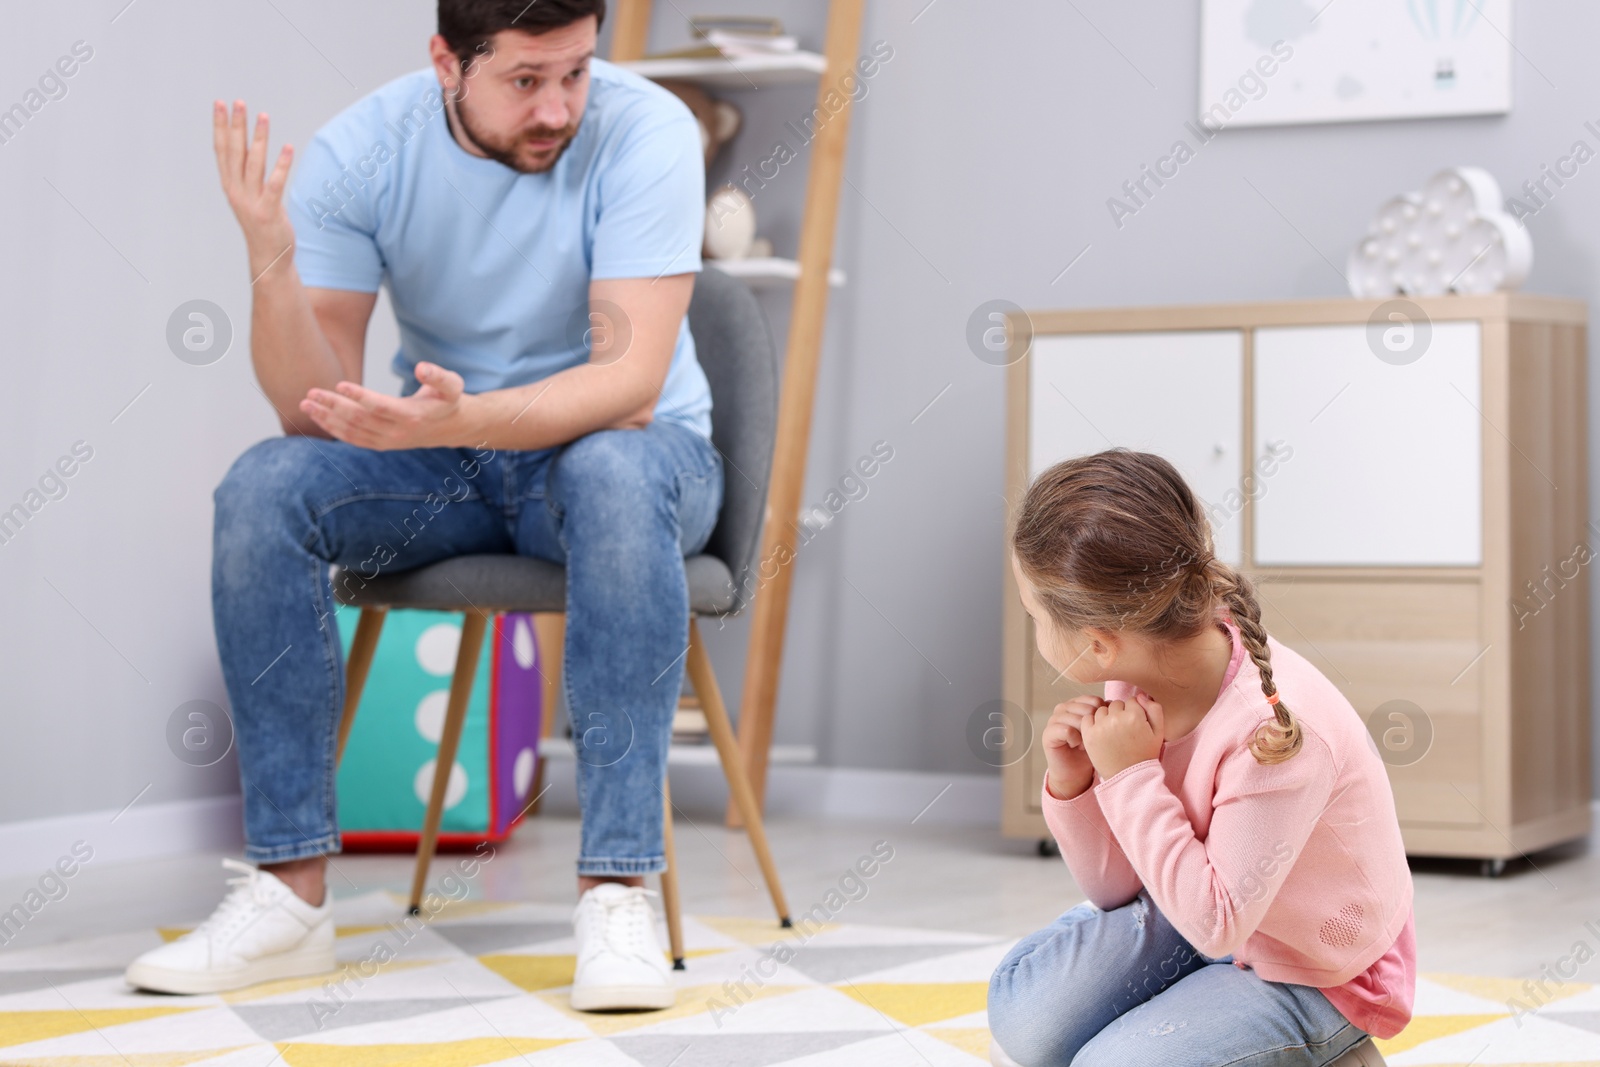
[1042, 695, 1106, 800]
[1080, 690, 1166, 782]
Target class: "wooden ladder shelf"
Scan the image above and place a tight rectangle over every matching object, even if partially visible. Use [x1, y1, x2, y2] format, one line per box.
[611, 0, 866, 826]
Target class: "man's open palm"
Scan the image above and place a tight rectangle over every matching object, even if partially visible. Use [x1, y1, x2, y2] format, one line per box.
[213, 99, 296, 279]
[301, 362, 473, 451]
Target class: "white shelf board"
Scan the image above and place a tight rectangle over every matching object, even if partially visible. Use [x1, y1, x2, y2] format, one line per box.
[620, 51, 827, 89]
[709, 256, 845, 288]
[538, 737, 818, 767]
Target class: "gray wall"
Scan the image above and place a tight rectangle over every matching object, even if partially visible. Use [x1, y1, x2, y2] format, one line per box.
[1, 0, 1596, 830]
[689, 0, 1600, 791]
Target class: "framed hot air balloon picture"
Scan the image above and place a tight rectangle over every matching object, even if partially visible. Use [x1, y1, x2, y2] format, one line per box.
[1199, 0, 1513, 127]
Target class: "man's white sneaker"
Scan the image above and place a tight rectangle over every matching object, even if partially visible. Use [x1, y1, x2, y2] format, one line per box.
[124, 858, 335, 995]
[570, 883, 674, 1011]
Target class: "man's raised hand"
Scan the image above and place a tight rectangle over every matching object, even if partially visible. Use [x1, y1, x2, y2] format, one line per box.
[212, 100, 296, 281]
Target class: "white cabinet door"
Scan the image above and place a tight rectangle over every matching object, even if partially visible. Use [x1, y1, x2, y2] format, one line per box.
[1253, 322, 1481, 566]
[1028, 331, 1245, 564]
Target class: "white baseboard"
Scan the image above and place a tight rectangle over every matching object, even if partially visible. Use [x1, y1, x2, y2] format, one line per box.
[0, 767, 995, 881]
[764, 765, 1002, 825]
[536, 761, 1002, 826]
[0, 795, 243, 881]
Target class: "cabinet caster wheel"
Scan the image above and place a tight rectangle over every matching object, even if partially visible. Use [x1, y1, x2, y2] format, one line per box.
[1480, 857, 1507, 878]
[1037, 838, 1059, 858]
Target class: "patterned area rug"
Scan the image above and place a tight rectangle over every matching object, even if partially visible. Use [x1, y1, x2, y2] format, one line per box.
[0, 892, 1595, 1065]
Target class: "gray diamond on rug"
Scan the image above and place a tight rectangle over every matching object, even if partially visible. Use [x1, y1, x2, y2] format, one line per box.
[0, 970, 124, 996]
[1542, 1011, 1600, 1036]
[784, 943, 984, 983]
[609, 1032, 885, 1067]
[230, 996, 510, 1040]
[429, 922, 572, 955]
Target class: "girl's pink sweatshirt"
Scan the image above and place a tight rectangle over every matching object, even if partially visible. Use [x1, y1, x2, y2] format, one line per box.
[1041, 620, 1417, 1040]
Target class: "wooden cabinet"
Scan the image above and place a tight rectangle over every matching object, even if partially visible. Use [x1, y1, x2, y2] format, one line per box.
[1029, 331, 1245, 563]
[1001, 295, 1592, 866]
[1254, 322, 1483, 566]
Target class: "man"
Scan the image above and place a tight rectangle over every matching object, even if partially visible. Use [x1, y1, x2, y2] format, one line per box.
[124, 0, 717, 1012]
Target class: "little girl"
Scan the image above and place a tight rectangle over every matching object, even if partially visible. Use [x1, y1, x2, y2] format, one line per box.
[988, 449, 1414, 1067]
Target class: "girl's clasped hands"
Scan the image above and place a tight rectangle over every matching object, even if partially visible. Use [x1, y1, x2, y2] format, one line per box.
[1042, 691, 1166, 800]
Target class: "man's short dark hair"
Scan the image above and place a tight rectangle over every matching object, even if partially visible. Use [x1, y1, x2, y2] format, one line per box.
[438, 0, 607, 64]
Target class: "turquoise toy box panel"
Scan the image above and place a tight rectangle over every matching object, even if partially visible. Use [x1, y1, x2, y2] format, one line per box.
[334, 603, 543, 850]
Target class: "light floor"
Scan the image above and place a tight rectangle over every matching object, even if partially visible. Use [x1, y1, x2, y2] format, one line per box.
[1, 809, 1595, 982]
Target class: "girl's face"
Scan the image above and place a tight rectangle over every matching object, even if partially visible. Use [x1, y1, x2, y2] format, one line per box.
[1011, 554, 1113, 685]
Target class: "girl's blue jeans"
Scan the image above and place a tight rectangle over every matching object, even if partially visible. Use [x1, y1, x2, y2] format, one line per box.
[211, 420, 723, 878]
[988, 888, 1373, 1066]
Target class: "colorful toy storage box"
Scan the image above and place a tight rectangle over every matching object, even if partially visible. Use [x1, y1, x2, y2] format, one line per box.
[333, 603, 544, 851]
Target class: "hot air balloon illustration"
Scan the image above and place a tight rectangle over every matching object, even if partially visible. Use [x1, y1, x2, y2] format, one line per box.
[1406, 0, 1483, 40]
[1407, 0, 1485, 90]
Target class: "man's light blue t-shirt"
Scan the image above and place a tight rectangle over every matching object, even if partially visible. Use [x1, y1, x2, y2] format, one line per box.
[285, 59, 712, 440]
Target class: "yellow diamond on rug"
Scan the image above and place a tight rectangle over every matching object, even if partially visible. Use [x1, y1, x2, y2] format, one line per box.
[927, 1026, 993, 1059]
[840, 982, 989, 1027]
[1427, 971, 1592, 1007]
[682, 947, 733, 960]
[0, 1008, 198, 1048]
[0, 1052, 246, 1067]
[276, 1037, 570, 1067]
[477, 954, 574, 993]
[1372, 1012, 1511, 1056]
[220, 958, 437, 1004]
[697, 915, 822, 946]
[335, 924, 394, 939]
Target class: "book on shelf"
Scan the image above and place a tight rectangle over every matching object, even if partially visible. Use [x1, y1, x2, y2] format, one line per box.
[705, 29, 798, 55]
[641, 15, 797, 61]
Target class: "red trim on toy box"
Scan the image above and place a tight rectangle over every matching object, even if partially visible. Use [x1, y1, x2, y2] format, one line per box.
[340, 828, 511, 852]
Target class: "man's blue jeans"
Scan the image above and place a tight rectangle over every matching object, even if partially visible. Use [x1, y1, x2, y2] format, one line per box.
[211, 419, 723, 878]
[988, 889, 1370, 1066]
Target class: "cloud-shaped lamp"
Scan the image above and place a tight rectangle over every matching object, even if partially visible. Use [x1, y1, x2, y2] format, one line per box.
[1347, 167, 1532, 298]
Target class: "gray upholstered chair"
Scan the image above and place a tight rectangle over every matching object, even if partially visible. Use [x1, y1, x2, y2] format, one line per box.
[330, 266, 789, 967]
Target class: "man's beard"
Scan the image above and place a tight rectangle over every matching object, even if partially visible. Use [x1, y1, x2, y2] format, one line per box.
[451, 97, 579, 174]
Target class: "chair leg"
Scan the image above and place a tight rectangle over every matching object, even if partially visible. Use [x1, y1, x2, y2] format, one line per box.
[528, 613, 566, 815]
[659, 778, 686, 970]
[336, 607, 388, 765]
[685, 617, 791, 927]
[409, 609, 490, 916]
